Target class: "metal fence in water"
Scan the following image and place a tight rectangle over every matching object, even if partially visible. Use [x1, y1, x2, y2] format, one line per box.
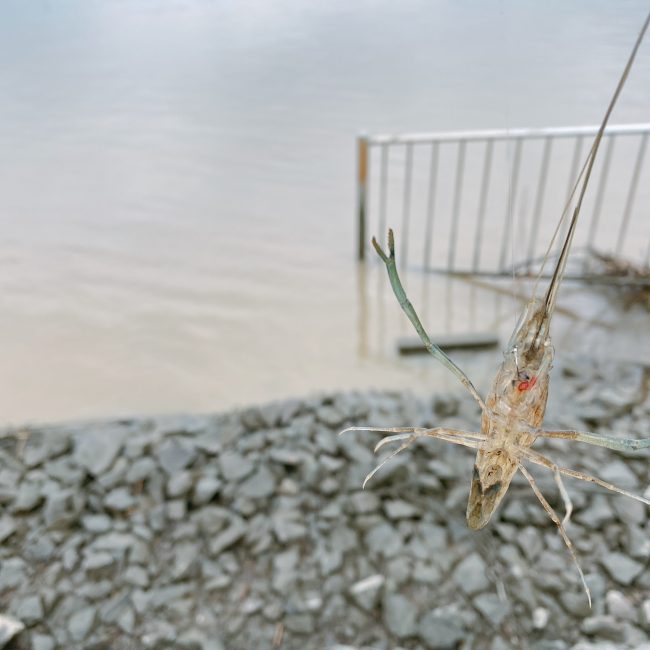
[356, 124, 650, 282]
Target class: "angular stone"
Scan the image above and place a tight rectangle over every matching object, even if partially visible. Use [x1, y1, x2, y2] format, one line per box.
[605, 590, 637, 622]
[44, 490, 82, 528]
[126, 457, 157, 483]
[0, 558, 27, 591]
[74, 426, 127, 476]
[0, 516, 16, 543]
[239, 466, 275, 499]
[452, 553, 489, 595]
[272, 510, 307, 543]
[12, 483, 42, 512]
[14, 595, 44, 625]
[81, 514, 112, 534]
[0, 614, 24, 647]
[166, 471, 193, 498]
[418, 612, 465, 650]
[474, 593, 510, 626]
[600, 552, 644, 586]
[383, 593, 417, 638]
[348, 491, 380, 515]
[269, 449, 303, 466]
[581, 615, 625, 642]
[117, 605, 136, 634]
[192, 476, 222, 506]
[208, 518, 246, 556]
[365, 523, 402, 558]
[31, 633, 56, 650]
[156, 439, 197, 475]
[350, 574, 384, 611]
[599, 460, 638, 490]
[82, 552, 116, 580]
[218, 451, 253, 482]
[383, 499, 419, 520]
[68, 606, 96, 642]
[284, 613, 314, 634]
[104, 487, 135, 512]
[123, 565, 149, 588]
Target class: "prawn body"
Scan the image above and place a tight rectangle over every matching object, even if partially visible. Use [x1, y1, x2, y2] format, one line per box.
[469, 298, 552, 529]
[342, 9, 650, 604]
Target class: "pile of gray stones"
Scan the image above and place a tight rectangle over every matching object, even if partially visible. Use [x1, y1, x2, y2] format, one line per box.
[0, 356, 649, 650]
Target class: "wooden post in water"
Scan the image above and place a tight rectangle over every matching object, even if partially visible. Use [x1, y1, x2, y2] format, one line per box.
[357, 134, 369, 261]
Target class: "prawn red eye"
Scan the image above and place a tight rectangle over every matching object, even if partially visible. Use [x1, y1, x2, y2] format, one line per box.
[517, 376, 537, 392]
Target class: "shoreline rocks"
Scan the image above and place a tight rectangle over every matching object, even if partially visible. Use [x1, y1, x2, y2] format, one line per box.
[0, 358, 648, 649]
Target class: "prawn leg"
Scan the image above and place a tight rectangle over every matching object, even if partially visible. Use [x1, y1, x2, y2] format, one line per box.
[362, 427, 484, 488]
[538, 430, 650, 453]
[372, 230, 487, 413]
[517, 445, 650, 506]
[518, 463, 591, 607]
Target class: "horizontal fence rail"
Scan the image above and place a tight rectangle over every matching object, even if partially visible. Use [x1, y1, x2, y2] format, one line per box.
[356, 124, 650, 282]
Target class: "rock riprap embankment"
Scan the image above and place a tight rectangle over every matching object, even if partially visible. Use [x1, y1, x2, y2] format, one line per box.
[0, 357, 649, 650]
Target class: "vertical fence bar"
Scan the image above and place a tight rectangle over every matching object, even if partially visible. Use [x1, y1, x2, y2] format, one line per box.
[586, 135, 615, 250]
[447, 141, 466, 271]
[526, 137, 553, 263]
[423, 142, 439, 270]
[499, 139, 523, 271]
[473, 139, 493, 272]
[400, 143, 414, 269]
[557, 135, 585, 258]
[356, 134, 369, 260]
[378, 143, 389, 246]
[616, 132, 648, 256]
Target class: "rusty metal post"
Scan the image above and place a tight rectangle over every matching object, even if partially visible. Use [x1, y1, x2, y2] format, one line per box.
[357, 134, 369, 260]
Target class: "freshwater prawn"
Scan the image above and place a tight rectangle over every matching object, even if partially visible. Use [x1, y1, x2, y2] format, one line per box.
[341, 9, 650, 605]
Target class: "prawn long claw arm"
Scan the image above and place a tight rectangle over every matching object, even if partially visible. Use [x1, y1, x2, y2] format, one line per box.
[372, 230, 487, 413]
[537, 429, 650, 452]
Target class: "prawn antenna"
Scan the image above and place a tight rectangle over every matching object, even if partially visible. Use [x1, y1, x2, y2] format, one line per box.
[372, 229, 487, 413]
[534, 6, 650, 315]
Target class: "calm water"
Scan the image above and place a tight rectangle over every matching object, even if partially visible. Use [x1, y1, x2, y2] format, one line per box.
[1, 0, 649, 423]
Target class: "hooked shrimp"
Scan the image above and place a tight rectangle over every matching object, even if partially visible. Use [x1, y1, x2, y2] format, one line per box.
[342, 9, 650, 605]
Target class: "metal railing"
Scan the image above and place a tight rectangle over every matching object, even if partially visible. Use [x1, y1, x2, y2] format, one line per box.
[356, 124, 650, 280]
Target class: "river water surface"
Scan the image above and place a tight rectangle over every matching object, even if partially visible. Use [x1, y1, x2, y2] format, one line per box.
[1, 1, 649, 423]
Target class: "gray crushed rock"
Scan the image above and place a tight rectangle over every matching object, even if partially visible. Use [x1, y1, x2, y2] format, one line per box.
[0, 357, 648, 649]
